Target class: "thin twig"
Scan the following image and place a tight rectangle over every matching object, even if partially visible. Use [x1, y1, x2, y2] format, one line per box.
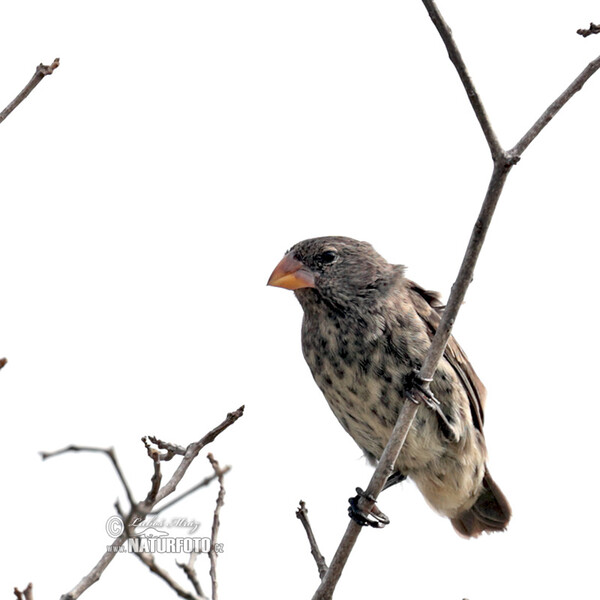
[510, 55, 600, 157]
[577, 23, 600, 37]
[296, 501, 328, 580]
[149, 467, 231, 515]
[207, 453, 226, 600]
[40, 445, 136, 508]
[145, 436, 187, 460]
[421, 0, 503, 160]
[0, 59, 59, 125]
[132, 550, 204, 600]
[177, 554, 207, 600]
[13, 583, 33, 600]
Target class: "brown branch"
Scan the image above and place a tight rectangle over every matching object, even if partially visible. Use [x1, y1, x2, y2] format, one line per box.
[149, 467, 231, 516]
[143, 443, 163, 503]
[13, 583, 33, 600]
[421, 0, 503, 160]
[0, 59, 59, 126]
[310, 4, 600, 599]
[131, 550, 204, 600]
[207, 453, 226, 600]
[40, 445, 136, 508]
[0, 358, 7, 370]
[145, 436, 187, 460]
[53, 406, 244, 600]
[577, 23, 600, 37]
[296, 501, 328, 580]
[510, 54, 600, 157]
[153, 406, 244, 506]
[178, 554, 208, 600]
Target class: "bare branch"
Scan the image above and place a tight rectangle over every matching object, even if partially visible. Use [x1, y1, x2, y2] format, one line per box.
[142, 441, 163, 503]
[0, 59, 59, 125]
[132, 550, 204, 600]
[296, 501, 328, 580]
[13, 583, 33, 600]
[57, 406, 244, 600]
[150, 467, 231, 516]
[510, 54, 600, 157]
[41, 445, 136, 508]
[145, 435, 187, 460]
[207, 453, 226, 600]
[153, 406, 244, 505]
[421, 0, 503, 160]
[577, 23, 600, 37]
[178, 554, 208, 600]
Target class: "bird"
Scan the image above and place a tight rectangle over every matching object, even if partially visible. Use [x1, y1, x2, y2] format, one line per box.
[267, 236, 511, 538]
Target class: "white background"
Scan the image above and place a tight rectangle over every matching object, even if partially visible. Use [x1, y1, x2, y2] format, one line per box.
[1, 1, 599, 598]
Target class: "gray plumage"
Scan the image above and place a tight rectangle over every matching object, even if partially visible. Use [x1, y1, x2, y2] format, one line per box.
[269, 236, 510, 537]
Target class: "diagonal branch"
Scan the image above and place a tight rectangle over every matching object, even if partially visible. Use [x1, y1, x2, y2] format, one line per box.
[296, 501, 328, 580]
[510, 54, 600, 157]
[0, 59, 60, 126]
[421, 0, 503, 160]
[207, 453, 226, 600]
[149, 467, 231, 516]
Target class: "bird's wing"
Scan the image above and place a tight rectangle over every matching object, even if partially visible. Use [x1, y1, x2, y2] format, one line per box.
[407, 280, 486, 432]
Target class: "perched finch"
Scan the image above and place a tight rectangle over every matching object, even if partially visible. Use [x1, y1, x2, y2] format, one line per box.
[268, 236, 511, 538]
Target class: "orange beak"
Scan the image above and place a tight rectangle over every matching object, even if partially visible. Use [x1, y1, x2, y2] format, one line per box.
[267, 253, 316, 290]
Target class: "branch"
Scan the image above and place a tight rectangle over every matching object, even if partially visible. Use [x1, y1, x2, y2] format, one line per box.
[131, 550, 204, 600]
[207, 453, 226, 600]
[40, 445, 137, 508]
[0, 358, 7, 370]
[296, 501, 328, 580]
[421, 0, 503, 160]
[149, 467, 231, 515]
[310, 4, 600, 598]
[47, 406, 244, 600]
[510, 55, 600, 157]
[13, 583, 33, 600]
[0, 59, 59, 126]
[178, 553, 208, 600]
[577, 23, 600, 37]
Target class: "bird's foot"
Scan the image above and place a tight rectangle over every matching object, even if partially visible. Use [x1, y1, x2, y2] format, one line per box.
[383, 470, 407, 491]
[348, 487, 390, 528]
[406, 368, 440, 410]
[406, 370, 460, 442]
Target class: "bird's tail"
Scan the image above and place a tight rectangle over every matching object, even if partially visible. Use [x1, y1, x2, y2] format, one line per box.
[451, 467, 511, 538]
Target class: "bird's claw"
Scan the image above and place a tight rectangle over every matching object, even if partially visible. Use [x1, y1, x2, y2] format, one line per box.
[348, 487, 390, 528]
[406, 368, 440, 409]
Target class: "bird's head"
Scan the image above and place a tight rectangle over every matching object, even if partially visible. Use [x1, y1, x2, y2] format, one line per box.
[267, 236, 404, 312]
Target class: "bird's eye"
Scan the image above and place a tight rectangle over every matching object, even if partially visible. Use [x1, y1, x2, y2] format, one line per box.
[318, 249, 338, 265]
